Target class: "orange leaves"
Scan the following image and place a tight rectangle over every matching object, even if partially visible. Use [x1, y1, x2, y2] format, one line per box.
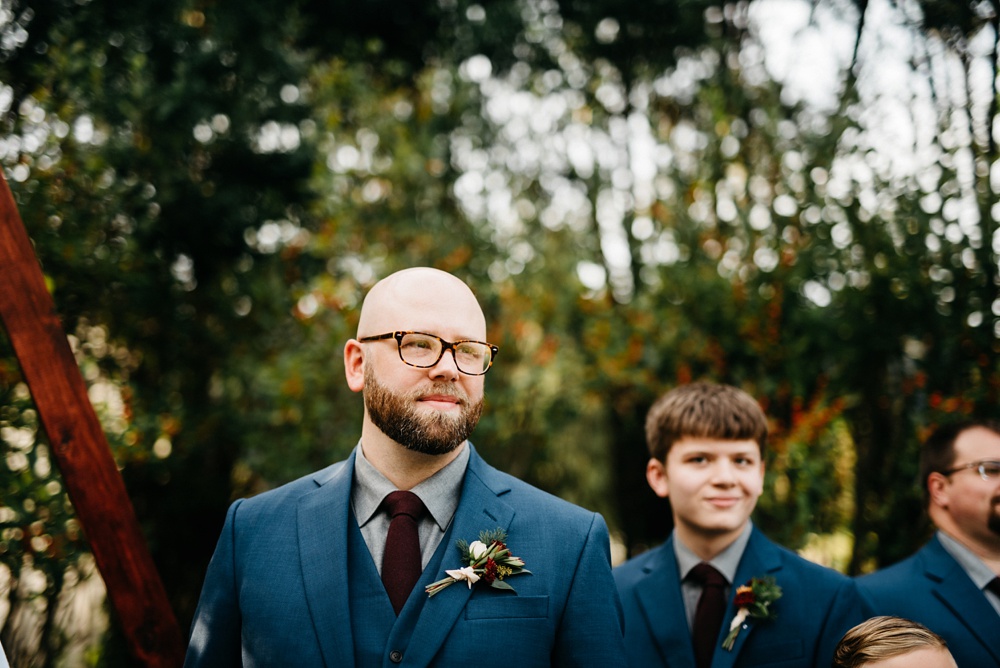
[771, 387, 845, 457]
[927, 392, 974, 415]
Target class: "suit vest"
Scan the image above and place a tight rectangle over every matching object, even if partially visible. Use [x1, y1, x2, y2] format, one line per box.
[348, 507, 453, 667]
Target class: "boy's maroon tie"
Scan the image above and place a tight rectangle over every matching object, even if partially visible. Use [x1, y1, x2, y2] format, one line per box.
[690, 562, 727, 668]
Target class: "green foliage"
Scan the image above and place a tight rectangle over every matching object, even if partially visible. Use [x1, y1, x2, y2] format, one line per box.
[2, 0, 999, 663]
[0, 0, 323, 660]
[0, 334, 90, 666]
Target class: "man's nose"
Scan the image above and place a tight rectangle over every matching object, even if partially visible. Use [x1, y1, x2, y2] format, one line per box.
[429, 347, 460, 380]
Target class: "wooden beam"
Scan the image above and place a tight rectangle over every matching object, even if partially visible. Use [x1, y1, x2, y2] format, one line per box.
[0, 173, 185, 666]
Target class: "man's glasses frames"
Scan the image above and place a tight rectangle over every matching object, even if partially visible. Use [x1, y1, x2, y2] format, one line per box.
[358, 331, 498, 376]
[940, 460, 1000, 482]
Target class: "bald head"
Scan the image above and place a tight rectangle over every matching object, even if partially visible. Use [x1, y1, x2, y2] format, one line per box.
[357, 267, 486, 340]
[345, 267, 489, 473]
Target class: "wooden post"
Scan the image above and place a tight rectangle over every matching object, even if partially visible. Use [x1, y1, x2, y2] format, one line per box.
[0, 173, 185, 666]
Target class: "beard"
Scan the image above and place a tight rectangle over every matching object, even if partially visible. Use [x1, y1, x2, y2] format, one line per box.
[990, 498, 1000, 536]
[363, 365, 483, 456]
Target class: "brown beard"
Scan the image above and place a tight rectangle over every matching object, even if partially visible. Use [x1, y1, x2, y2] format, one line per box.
[363, 365, 483, 455]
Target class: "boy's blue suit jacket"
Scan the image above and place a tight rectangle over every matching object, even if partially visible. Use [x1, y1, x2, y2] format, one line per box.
[184, 445, 626, 667]
[856, 534, 1000, 668]
[614, 528, 867, 668]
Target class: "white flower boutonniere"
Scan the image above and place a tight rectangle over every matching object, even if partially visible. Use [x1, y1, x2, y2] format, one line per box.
[444, 566, 480, 588]
[426, 528, 531, 597]
[722, 576, 782, 651]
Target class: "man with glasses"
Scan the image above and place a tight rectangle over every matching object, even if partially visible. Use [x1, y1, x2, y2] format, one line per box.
[857, 419, 1000, 668]
[184, 267, 626, 667]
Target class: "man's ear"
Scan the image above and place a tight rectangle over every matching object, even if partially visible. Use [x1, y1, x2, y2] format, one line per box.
[927, 472, 950, 509]
[344, 340, 365, 393]
[646, 457, 670, 498]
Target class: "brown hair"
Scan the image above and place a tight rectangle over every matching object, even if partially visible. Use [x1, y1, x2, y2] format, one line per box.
[645, 382, 767, 462]
[833, 616, 950, 667]
[919, 419, 1000, 501]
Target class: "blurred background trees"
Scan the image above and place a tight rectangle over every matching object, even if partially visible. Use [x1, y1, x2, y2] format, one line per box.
[0, 0, 997, 664]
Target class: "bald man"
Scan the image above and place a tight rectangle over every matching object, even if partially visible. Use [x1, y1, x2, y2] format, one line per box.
[184, 268, 627, 667]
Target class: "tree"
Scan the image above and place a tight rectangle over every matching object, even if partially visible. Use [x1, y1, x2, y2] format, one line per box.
[3, 0, 998, 662]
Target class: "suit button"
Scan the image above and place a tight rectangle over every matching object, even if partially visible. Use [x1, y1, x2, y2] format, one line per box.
[389, 650, 403, 663]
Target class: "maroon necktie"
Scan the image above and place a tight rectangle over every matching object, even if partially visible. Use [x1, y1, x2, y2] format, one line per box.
[381, 491, 426, 615]
[690, 562, 727, 668]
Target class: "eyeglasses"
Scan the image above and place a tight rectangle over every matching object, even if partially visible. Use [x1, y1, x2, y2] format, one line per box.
[940, 460, 1000, 481]
[358, 331, 499, 376]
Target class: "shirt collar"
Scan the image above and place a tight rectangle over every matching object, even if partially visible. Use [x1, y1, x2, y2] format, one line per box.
[936, 529, 997, 591]
[352, 441, 470, 531]
[674, 522, 753, 585]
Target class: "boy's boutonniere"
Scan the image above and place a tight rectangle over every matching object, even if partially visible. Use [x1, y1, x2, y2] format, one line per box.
[722, 576, 782, 650]
[425, 528, 531, 597]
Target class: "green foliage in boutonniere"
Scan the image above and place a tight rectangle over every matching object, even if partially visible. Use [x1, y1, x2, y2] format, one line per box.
[722, 576, 782, 651]
[425, 528, 531, 597]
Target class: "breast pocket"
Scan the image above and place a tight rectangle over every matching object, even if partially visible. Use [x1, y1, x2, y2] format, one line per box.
[740, 638, 804, 665]
[465, 595, 549, 620]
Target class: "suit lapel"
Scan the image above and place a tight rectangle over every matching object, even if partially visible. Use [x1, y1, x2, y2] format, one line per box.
[400, 448, 516, 667]
[298, 453, 357, 667]
[923, 537, 1000, 664]
[635, 538, 697, 668]
[712, 529, 782, 668]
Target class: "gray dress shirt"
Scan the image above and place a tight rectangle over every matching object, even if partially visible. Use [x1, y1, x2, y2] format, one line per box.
[674, 522, 753, 631]
[937, 529, 1000, 616]
[352, 442, 470, 575]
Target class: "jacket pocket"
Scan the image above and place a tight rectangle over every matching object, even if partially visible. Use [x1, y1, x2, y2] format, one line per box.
[740, 638, 804, 664]
[465, 595, 549, 620]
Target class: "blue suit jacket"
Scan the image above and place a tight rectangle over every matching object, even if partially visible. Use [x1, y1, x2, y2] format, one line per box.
[856, 535, 1000, 668]
[184, 446, 626, 667]
[614, 529, 868, 668]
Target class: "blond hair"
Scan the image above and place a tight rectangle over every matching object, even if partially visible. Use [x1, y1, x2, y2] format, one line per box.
[833, 616, 950, 668]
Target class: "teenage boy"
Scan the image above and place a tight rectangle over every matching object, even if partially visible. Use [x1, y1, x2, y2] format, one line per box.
[614, 382, 868, 668]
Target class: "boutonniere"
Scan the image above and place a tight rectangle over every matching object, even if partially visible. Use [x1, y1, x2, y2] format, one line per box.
[722, 576, 782, 650]
[425, 528, 531, 597]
